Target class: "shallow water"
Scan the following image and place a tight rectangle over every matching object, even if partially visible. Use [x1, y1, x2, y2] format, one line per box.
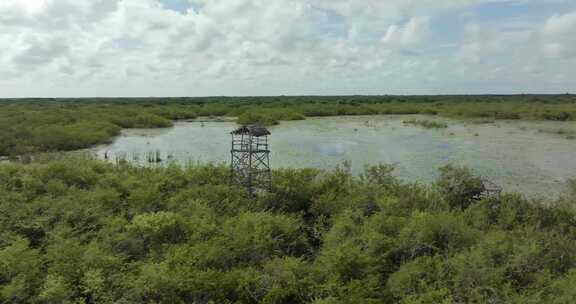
[90, 115, 576, 198]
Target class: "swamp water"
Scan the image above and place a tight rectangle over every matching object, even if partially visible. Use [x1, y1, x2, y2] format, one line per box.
[90, 115, 576, 198]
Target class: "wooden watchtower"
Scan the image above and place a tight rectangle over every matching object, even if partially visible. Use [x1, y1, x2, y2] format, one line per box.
[230, 124, 272, 194]
[481, 179, 503, 198]
[473, 179, 503, 200]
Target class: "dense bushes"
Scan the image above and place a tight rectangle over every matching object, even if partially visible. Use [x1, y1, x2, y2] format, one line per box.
[237, 112, 280, 126]
[437, 165, 485, 210]
[0, 158, 575, 303]
[237, 109, 306, 126]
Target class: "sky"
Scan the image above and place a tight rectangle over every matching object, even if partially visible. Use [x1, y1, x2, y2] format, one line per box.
[0, 0, 575, 97]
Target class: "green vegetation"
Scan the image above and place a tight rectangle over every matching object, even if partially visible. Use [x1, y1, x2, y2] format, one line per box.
[237, 112, 280, 126]
[569, 179, 576, 196]
[237, 109, 305, 126]
[1, 157, 575, 303]
[538, 128, 576, 140]
[1, 94, 576, 156]
[466, 118, 497, 124]
[403, 119, 448, 129]
[0, 103, 179, 156]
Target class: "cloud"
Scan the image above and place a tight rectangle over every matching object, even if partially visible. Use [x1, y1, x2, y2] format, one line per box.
[0, 0, 574, 97]
[383, 17, 431, 46]
[12, 36, 70, 68]
[541, 11, 576, 58]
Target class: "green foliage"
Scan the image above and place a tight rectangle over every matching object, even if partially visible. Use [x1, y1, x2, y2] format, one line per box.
[39, 275, 74, 304]
[0, 238, 43, 303]
[0, 158, 575, 303]
[397, 212, 478, 258]
[567, 179, 576, 197]
[259, 257, 315, 304]
[545, 270, 576, 303]
[237, 112, 280, 126]
[360, 163, 398, 189]
[236, 108, 306, 126]
[387, 255, 453, 303]
[128, 211, 187, 252]
[437, 165, 484, 210]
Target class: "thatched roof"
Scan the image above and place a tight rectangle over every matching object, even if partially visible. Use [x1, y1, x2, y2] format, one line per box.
[482, 179, 503, 193]
[231, 124, 271, 137]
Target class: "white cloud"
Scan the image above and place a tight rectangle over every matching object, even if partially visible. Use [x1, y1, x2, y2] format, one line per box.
[0, 0, 574, 97]
[541, 11, 576, 58]
[382, 17, 430, 46]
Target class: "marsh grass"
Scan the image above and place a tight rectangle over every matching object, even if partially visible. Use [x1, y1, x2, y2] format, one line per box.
[1, 95, 576, 155]
[568, 179, 576, 196]
[403, 119, 448, 129]
[537, 128, 576, 139]
[467, 118, 497, 124]
[236, 109, 306, 126]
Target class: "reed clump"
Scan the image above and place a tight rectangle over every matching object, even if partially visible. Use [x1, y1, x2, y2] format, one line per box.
[403, 119, 448, 129]
[538, 128, 576, 139]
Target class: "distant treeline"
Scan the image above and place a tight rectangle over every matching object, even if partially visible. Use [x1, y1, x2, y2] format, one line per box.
[1, 95, 576, 156]
[1, 158, 575, 303]
[2, 94, 576, 105]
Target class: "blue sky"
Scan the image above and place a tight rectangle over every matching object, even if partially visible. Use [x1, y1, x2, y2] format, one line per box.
[160, 0, 197, 14]
[0, 0, 575, 97]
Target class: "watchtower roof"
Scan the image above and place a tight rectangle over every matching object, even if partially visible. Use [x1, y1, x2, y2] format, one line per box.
[482, 179, 503, 192]
[231, 124, 271, 137]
